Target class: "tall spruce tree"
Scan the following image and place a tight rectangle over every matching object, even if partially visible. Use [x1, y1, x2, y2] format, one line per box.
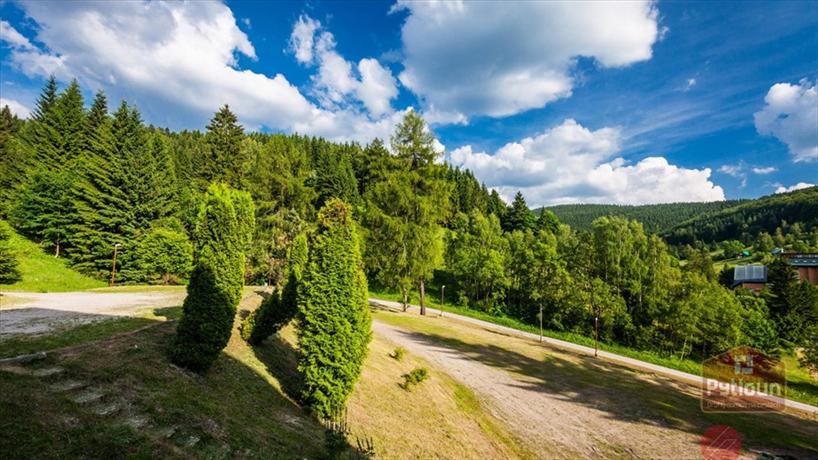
[204, 105, 246, 188]
[172, 184, 253, 372]
[30, 76, 59, 123]
[297, 199, 370, 418]
[0, 221, 21, 284]
[69, 92, 131, 277]
[0, 106, 28, 217]
[503, 191, 535, 232]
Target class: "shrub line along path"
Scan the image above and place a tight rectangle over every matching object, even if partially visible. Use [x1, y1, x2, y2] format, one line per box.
[368, 297, 818, 417]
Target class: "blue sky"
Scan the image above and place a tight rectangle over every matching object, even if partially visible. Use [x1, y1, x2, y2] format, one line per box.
[1, 0, 816, 206]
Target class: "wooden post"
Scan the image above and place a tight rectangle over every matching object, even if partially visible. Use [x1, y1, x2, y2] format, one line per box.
[110, 243, 120, 286]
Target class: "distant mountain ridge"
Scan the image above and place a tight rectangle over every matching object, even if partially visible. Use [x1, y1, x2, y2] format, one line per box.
[542, 200, 743, 233]
[663, 186, 818, 244]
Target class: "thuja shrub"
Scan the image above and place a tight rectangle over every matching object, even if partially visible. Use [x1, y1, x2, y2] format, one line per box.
[241, 233, 308, 345]
[171, 184, 253, 372]
[297, 199, 371, 418]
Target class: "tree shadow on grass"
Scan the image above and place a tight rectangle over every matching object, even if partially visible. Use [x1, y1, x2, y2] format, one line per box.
[251, 332, 304, 403]
[386, 327, 818, 457]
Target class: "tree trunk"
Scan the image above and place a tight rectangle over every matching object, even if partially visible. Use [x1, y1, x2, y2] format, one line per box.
[419, 280, 426, 316]
[54, 237, 60, 258]
[402, 288, 409, 312]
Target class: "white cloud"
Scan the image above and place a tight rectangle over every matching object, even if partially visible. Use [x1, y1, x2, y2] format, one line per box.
[0, 20, 35, 50]
[754, 79, 818, 162]
[394, 1, 659, 120]
[290, 15, 399, 118]
[447, 119, 725, 206]
[775, 182, 815, 194]
[289, 15, 320, 64]
[685, 78, 697, 91]
[356, 58, 399, 117]
[1, 2, 403, 144]
[0, 97, 31, 118]
[718, 164, 743, 177]
[751, 166, 776, 175]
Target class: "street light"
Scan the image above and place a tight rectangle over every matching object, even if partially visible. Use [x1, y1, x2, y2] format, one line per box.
[110, 243, 122, 286]
[439, 285, 445, 317]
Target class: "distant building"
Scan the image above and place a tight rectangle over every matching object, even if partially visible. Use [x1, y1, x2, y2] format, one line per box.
[732, 264, 767, 292]
[781, 253, 818, 286]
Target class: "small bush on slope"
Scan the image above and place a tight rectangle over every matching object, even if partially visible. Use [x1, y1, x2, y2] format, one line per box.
[242, 233, 308, 345]
[297, 199, 371, 418]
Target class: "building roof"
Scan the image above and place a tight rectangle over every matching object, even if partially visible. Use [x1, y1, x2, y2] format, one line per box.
[733, 264, 767, 286]
[782, 253, 818, 267]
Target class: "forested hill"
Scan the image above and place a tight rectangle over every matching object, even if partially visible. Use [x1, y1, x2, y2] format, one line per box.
[542, 201, 743, 233]
[664, 186, 818, 245]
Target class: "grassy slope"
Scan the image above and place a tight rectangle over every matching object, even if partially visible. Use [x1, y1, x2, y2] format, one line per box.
[0, 294, 521, 459]
[374, 310, 818, 456]
[0, 221, 105, 292]
[369, 287, 818, 407]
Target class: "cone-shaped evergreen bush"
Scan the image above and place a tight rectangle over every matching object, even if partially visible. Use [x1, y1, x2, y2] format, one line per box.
[297, 199, 371, 418]
[171, 183, 254, 372]
[241, 233, 308, 345]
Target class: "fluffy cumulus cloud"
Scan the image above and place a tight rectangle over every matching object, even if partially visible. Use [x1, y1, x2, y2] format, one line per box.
[775, 182, 815, 194]
[0, 2, 400, 143]
[0, 97, 31, 118]
[290, 15, 399, 117]
[394, 0, 659, 120]
[754, 79, 818, 162]
[448, 119, 725, 206]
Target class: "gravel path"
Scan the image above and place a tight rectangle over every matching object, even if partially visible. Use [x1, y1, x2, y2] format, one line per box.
[0, 290, 186, 337]
[374, 320, 701, 459]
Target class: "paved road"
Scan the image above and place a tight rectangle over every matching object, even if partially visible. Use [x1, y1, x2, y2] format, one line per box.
[369, 297, 818, 417]
[0, 290, 186, 336]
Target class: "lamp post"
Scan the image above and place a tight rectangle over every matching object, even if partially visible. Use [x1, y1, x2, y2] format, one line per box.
[110, 243, 121, 286]
[439, 285, 445, 317]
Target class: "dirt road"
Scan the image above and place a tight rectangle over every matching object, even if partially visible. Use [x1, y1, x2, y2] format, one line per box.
[0, 290, 186, 337]
[372, 311, 818, 459]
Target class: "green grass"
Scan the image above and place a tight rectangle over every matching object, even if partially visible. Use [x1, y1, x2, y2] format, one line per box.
[0, 221, 105, 292]
[369, 286, 818, 407]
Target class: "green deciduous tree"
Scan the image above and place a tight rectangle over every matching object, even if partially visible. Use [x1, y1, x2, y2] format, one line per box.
[297, 199, 370, 417]
[134, 227, 193, 284]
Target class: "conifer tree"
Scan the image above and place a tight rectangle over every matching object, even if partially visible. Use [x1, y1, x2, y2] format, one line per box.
[297, 199, 370, 418]
[69, 92, 132, 277]
[204, 105, 246, 188]
[0, 222, 21, 284]
[366, 111, 449, 314]
[503, 191, 535, 232]
[0, 106, 28, 216]
[30, 76, 59, 123]
[172, 184, 252, 372]
[242, 232, 308, 344]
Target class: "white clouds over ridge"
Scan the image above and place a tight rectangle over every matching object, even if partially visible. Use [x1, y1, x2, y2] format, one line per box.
[394, 0, 660, 120]
[754, 79, 818, 162]
[0, 2, 402, 143]
[448, 119, 725, 206]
